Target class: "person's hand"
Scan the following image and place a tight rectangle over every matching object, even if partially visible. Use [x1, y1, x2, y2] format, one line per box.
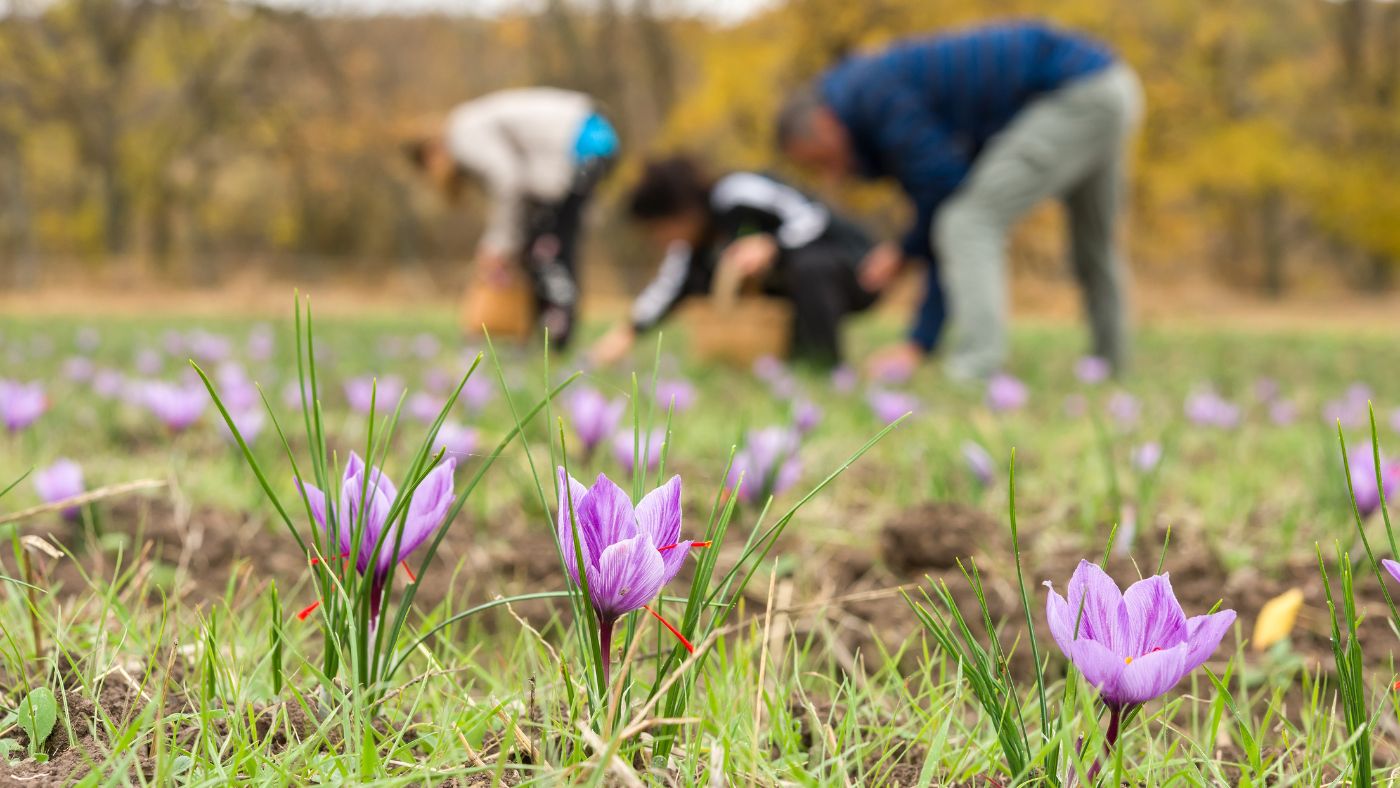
[867, 341, 926, 384]
[590, 324, 637, 368]
[858, 242, 904, 293]
[719, 234, 779, 280]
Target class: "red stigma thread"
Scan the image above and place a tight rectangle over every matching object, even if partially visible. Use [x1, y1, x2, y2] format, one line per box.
[644, 604, 694, 653]
[658, 541, 712, 552]
[296, 600, 321, 620]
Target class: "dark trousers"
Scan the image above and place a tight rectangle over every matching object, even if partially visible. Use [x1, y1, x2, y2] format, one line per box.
[772, 236, 878, 367]
[522, 155, 614, 350]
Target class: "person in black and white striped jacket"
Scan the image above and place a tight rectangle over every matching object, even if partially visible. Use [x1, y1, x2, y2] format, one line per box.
[590, 156, 878, 368]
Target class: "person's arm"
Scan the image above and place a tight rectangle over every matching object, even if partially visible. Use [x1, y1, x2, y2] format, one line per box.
[449, 113, 526, 257]
[629, 242, 696, 333]
[708, 173, 830, 251]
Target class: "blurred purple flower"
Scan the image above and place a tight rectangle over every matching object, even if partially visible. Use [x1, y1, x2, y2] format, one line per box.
[1045, 560, 1235, 709]
[162, 330, 186, 356]
[1106, 391, 1141, 428]
[344, 375, 405, 416]
[1075, 356, 1111, 385]
[186, 330, 232, 363]
[422, 368, 453, 395]
[556, 470, 702, 680]
[793, 399, 822, 435]
[986, 373, 1028, 413]
[298, 452, 455, 622]
[567, 386, 626, 458]
[0, 380, 47, 432]
[247, 324, 275, 362]
[1383, 558, 1400, 586]
[830, 365, 858, 395]
[92, 369, 125, 399]
[1346, 447, 1400, 518]
[613, 428, 666, 475]
[216, 362, 259, 412]
[961, 441, 995, 487]
[728, 427, 802, 503]
[407, 392, 445, 424]
[134, 348, 164, 376]
[434, 422, 479, 462]
[867, 388, 919, 425]
[220, 407, 266, 444]
[1324, 383, 1374, 429]
[1132, 442, 1162, 474]
[141, 381, 207, 431]
[1184, 389, 1240, 429]
[63, 356, 95, 383]
[1268, 399, 1297, 426]
[34, 459, 84, 518]
[1252, 377, 1280, 403]
[461, 373, 494, 413]
[654, 379, 696, 413]
[411, 333, 441, 360]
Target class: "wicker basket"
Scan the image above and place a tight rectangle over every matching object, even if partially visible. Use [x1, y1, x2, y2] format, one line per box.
[682, 259, 792, 367]
[460, 268, 535, 340]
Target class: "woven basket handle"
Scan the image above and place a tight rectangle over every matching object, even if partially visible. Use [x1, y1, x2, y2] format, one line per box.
[710, 255, 764, 312]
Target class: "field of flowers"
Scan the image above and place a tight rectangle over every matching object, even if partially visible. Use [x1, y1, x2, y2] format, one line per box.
[1, 303, 1399, 785]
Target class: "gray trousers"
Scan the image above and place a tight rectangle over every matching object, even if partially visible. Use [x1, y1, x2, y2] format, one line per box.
[936, 63, 1144, 380]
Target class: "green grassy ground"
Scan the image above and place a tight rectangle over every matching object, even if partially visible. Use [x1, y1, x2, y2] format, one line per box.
[0, 310, 1397, 785]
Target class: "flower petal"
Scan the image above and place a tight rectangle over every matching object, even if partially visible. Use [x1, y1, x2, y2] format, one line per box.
[1044, 584, 1076, 657]
[1383, 559, 1400, 586]
[590, 535, 666, 620]
[556, 467, 591, 584]
[1067, 560, 1130, 654]
[381, 458, 456, 573]
[579, 474, 637, 557]
[1065, 636, 1126, 703]
[1183, 609, 1236, 671]
[296, 479, 329, 531]
[1122, 573, 1187, 654]
[658, 541, 695, 585]
[1117, 642, 1189, 705]
[635, 475, 682, 547]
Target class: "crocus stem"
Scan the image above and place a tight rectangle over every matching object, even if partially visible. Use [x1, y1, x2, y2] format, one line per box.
[1086, 704, 1124, 782]
[598, 615, 615, 690]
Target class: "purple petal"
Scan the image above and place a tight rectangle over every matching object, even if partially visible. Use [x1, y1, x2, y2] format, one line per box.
[1067, 560, 1130, 653]
[384, 459, 456, 571]
[1383, 559, 1400, 585]
[1116, 643, 1190, 705]
[589, 535, 666, 619]
[296, 479, 330, 531]
[1122, 574, 1187, 654]
[1065, 637, 1126, 702]
[556, 468, 592, 584]
[1044, 584, 1075, 656]
[635, 476, 682, 548]
[578, 474, 638, 558]
[1182, 610, 1236, 671]
[658, 541, 696, 586]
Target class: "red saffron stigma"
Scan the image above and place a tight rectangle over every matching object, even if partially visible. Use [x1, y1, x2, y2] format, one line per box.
[657, 541, 712, 552]
[309, 550, 351, 566]
[1393, 679, 1400, 691]
[644, 604, 694, 653]
[296, 600, 322, 620]
[400, 560, 417, 583]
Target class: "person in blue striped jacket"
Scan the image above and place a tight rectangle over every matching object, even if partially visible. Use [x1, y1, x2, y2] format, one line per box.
[777, 20, 1143, 382]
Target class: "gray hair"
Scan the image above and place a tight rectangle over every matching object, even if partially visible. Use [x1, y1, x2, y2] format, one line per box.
[775, 83, 826, 149]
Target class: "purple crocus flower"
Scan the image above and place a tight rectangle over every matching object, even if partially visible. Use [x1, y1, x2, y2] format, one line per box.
[1383, 559, 1400, 586]
[247, 324, 275, 362]
[33, 459, 84, 518]
[1184, 389, 1240, 429]
[141, 381, 207, 431]
[986, 373, 1028, 413]
[92, 369, 126, 399]
[567, 386, 626, 458]
[216, 362, 259, 412]
[1045, 560, 1235, 711]
[134, 348, 163, 376]
[654, 379, 696, 413]
[556, 470, 702, 683]
[1132, 442, 1162, 474]
[1106, 391, 1140, 429]
[793, 399, 822, 435]
[63, 356, 95, 383]
[407, 392, 445, 424]
[830, 365, 858, 395]
[1253, 377, 1280, 403]
[1268, 399, 1297, 426]
[186, 330, 232, 363]
[220, 407, 266, 444]
[344, 375, 405, 416]
[411, 333, 441, 360]
[867, 388, 919, 426]
[1075, 356, 1111, 385]
[298, 452, 456, 622]
[613, 428, 666, 475]
[1346, 447, 1400, 518]
[461, 372, 494, 413]
[961, 441, 995, 487]
[434, 422, 479, 462]
[0, 380, 47, 432]
[728, 427, 802, 503]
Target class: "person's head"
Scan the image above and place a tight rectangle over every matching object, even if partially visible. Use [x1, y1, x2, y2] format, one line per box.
[775, 84, 853, 180]
[403, 135, 464, 202]
[626, 156, 713, 247]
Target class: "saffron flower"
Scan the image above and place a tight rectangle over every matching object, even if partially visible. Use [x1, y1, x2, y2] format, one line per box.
[141, 381, 207, 431]
[1253, 377, 1280, 403]
[1268, 399, 1297, 426]
[247, 323, 275, 362]
[299, 452, 456, 622]
[830, 365, 858, 394]
[654, 378, 696, 413]
[461, 369, 494, 413]
[0, 380, 47, 432]
[1382, 559, 1400, 586]
[1346, 447, 1400, 518]
[434, 422, 479, 462]
[1075, 356, 1111, 385]
[1046, 560, 1235, 710]
[63, 357, 95, 383]
[567, 386, 626, 458]
[867, 388, 919, 426]
[614, 428, 666, 475]
[793, 398, 822, 435]
[961, 441, 995, 487]
[1132, 442, 1162, 474]
[344, 375, 405, 416]
[1107, 391, 1140, 428]
[728, 427, 802, 503]
[556, 470, 704, 683]
[33, 459, 84, 518]
[220, 407, 266, 444]
[407, 392, 445, 424]
[986, 373, 1028, 413]
[1184, 388, 1240, 429]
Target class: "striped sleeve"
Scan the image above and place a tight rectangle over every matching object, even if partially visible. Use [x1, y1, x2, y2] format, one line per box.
[630, 242, 694, 332]
[709, 173, 829, 249]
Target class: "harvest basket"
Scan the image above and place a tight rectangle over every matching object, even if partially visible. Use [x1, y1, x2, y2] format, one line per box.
[460, 268, 534, 340]
[681, 258, 792, 367]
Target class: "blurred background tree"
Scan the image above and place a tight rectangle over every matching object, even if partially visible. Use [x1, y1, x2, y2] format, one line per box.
[0, 0, 1395, 298]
